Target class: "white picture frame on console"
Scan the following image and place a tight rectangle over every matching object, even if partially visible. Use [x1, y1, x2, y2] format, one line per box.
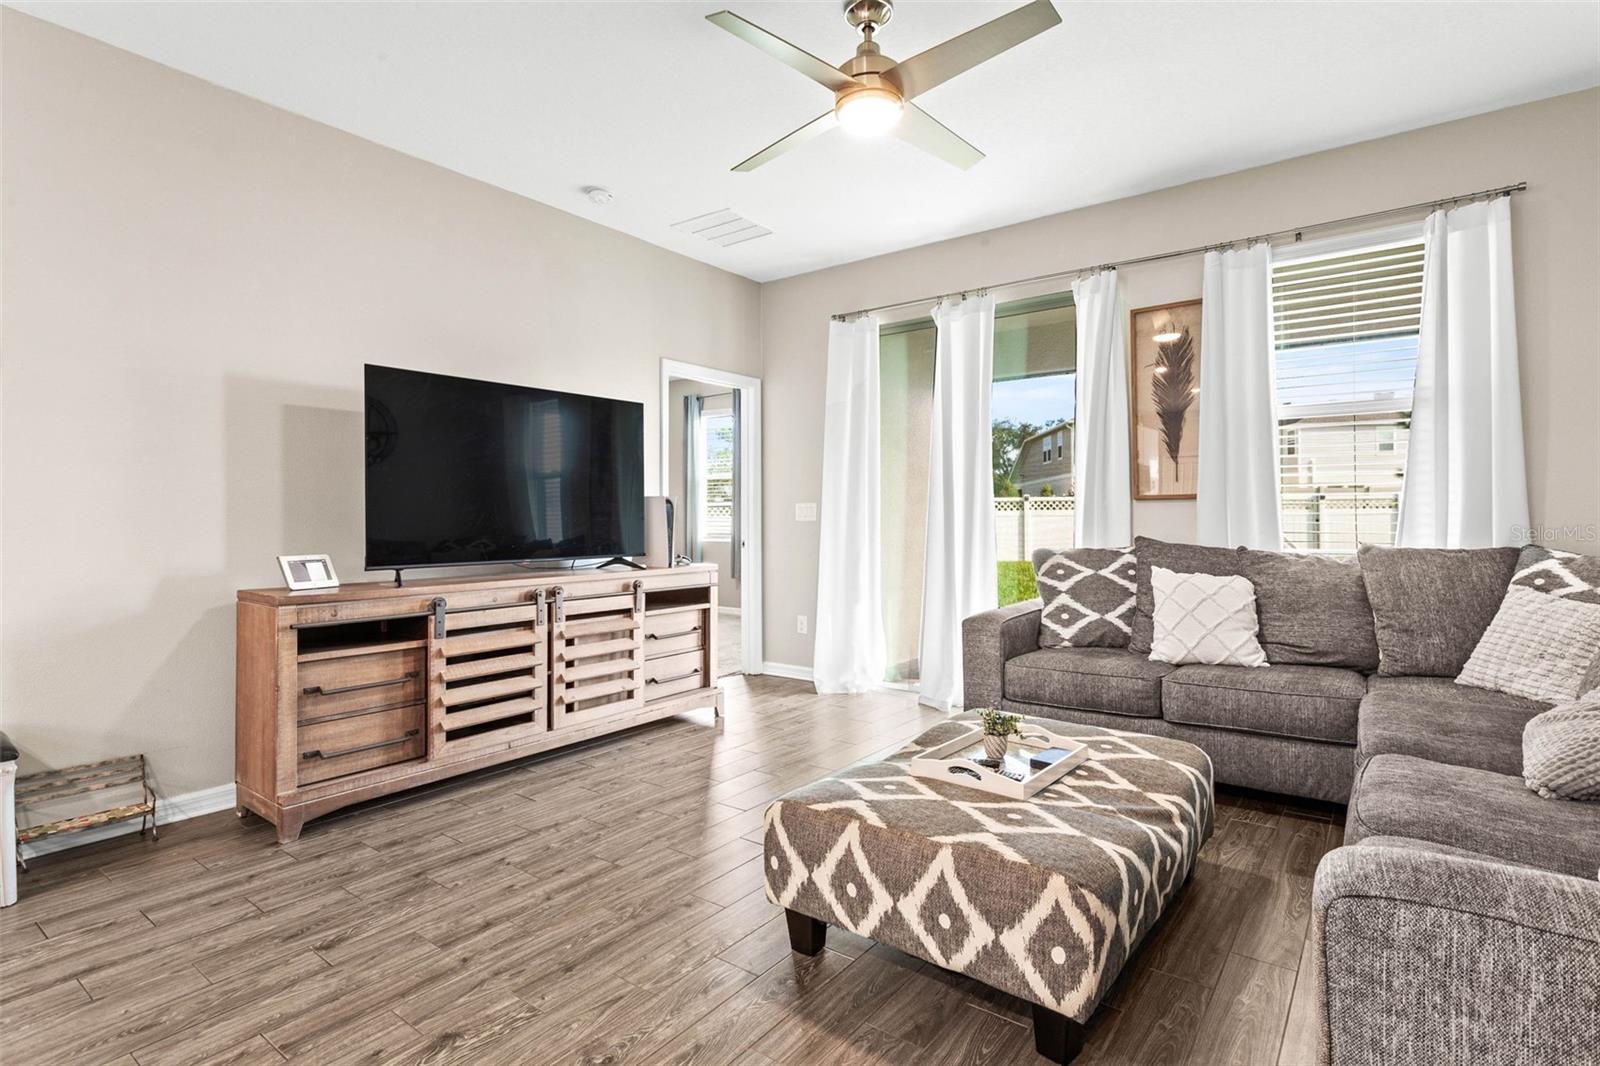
[277, 553, 340, 591]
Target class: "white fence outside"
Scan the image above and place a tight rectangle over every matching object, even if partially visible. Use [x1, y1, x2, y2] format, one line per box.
[994, 496, 1076, 561]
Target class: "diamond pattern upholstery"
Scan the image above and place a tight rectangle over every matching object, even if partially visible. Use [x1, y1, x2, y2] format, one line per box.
[1034, 549, 1138, 648]
[764, 715, 1214, 1022]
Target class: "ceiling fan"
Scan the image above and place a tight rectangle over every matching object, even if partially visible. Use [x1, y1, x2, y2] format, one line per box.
[707, 0, 1061, 172]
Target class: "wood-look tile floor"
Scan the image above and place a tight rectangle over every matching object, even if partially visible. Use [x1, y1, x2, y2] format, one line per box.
[1, 676, 1342, 1066]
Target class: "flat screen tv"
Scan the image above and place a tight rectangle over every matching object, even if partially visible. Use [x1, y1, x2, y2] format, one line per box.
[365, 364, 644, 571]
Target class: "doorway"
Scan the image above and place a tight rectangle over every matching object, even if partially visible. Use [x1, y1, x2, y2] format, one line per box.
[660, 360, 762, 677]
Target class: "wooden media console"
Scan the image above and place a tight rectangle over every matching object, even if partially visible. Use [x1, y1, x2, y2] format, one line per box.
[235, 564, 722, 842]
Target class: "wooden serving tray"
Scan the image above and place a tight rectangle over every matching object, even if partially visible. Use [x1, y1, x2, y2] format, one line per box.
[909, 724, 1091, 799]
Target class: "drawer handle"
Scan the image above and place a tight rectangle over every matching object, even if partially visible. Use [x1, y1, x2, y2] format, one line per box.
[303, 673, 417, 698]
[645, 628, 700, 639]
[301, 729, 420, 761]
[648, 671, 701, 685]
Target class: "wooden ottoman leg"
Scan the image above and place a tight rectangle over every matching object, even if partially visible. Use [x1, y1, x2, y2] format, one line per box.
[1031, 1003, 1087, 1065]
[784, 908, 827, 956]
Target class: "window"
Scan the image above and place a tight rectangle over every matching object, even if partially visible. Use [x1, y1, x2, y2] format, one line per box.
[880, 320, 936, 683]
[1272, 232, 1423, 553]
[699, 410, 734, 542]
[877, 292, 1077, 682]
[992, 294, 1076, 602]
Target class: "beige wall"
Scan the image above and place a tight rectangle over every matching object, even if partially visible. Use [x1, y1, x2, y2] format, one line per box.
[0, 12, 760, 793]
[760, 88, 1600, 669]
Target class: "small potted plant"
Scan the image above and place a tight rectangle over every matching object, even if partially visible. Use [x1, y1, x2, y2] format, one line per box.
[978, 709, 1023, 764]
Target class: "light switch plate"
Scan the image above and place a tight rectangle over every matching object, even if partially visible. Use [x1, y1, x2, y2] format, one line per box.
[795, 502, 817, 522]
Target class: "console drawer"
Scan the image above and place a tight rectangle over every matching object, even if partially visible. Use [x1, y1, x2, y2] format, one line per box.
[644, 628, 705, 659]
[644, 611, 705, 641]
[297, 704, 424, 785]
[644, 649, 704, 701]
[298, 648, 425, 723]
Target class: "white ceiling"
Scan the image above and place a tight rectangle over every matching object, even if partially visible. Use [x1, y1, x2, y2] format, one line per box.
[14, 1, 1600, 282]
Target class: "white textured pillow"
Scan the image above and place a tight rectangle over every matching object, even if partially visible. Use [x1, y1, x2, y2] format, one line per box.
[1523, 693, 1600, 801]
[1457, 587, 1600, 704]
[1148, 566, 1268, 667]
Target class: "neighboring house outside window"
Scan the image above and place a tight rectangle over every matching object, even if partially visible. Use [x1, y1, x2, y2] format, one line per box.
[1273, 231, 1423, 553]
[1009, 421, 1075, 497]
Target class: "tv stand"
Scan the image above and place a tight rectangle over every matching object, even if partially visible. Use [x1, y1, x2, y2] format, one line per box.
[235, 564, 723, 843]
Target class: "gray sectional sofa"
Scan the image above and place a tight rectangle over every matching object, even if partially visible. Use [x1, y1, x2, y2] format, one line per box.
[962, 537, 1600, 1066]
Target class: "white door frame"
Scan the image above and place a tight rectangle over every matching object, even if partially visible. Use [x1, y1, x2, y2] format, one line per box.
[660, 359, 763, 674]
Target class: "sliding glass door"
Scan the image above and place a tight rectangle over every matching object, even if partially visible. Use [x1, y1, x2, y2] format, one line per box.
[878, 293, 1076, 684]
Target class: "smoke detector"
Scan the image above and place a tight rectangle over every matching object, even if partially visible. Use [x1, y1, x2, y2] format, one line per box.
[584, 186, 615, 206]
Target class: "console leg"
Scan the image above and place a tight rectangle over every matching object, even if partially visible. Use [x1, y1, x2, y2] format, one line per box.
[275, 810, 305, 845]
[784, 908, 827, 956]
[1031, 1003, 1086, 1065]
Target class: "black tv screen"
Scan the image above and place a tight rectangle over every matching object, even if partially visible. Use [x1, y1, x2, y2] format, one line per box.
[365, 365, 644, 570]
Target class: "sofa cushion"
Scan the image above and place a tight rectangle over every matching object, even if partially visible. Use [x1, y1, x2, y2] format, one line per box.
[1163, 664, 1364, 744]
[1523, 693, 1600, 802]
[1356, 545, 1520, 677]
[1348, 754, 1600, 879]
[1004, 647, 1171, 718]
[1456, 586, 1600, 704]
[1358, 676, 1549, 776]
[1031, 547, 1137, 649]
[1239, 548, 1380, 671]
[1148, 568, 1268, 667]
[1508, 545, 1600, 695]
[1129, 537, 1245, 655]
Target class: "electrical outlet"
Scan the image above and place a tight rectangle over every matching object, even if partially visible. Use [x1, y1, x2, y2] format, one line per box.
[796, 614, 808, 635]
[795, 502, 817, 522]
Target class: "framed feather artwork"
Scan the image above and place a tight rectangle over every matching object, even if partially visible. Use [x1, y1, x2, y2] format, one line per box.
[1129, 299, 1203, 499]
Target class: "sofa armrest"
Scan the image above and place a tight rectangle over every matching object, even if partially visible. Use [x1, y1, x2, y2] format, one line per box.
[961, 600, 1042, 711]
[1312, 839, 1600, 1066]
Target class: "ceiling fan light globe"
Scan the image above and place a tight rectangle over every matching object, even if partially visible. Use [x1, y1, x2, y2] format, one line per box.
[835, 87, 903, 137]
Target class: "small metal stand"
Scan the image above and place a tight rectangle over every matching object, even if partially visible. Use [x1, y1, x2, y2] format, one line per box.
[14, 754, 158, 873]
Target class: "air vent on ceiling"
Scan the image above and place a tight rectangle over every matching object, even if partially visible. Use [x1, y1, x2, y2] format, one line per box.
[671, 209, 772, 248]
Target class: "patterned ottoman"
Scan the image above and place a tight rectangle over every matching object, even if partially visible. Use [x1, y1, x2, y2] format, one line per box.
[762, 714, 1214, 1063]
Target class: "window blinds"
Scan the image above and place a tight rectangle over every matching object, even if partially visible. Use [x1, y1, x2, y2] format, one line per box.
[1272, 241, 1424, 348]
[1272, 239, 1424, 552]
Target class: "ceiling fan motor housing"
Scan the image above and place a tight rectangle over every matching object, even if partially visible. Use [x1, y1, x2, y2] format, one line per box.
[838, 37, 902, 108]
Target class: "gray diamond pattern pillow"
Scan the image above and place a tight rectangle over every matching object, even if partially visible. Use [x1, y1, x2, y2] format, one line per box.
[1509, 545, 1600, 603]
[1457, 587, 1600, 704]
[1032, 547, 1137, 649]
[1523, 693, 1600, 801]
[1510, 546, 1600, 694]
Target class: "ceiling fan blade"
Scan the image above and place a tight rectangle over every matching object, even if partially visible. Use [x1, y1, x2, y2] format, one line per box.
[732, 111, 839, 172]
[886, 0, 1061, 101]
[706, 11, 859, 94]
[894, 104, 984, 169]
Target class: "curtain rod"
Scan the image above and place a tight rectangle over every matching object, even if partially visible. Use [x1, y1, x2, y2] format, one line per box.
[833, 181, 1527, 321]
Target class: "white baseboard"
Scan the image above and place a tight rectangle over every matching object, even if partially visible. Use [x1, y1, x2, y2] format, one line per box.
[761, 661, 814, 683]
[19, 782, 237, 860]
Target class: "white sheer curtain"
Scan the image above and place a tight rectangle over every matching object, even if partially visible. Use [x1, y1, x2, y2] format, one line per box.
[919, 293, 997, 711]
[1397, 197, 1529, 548]
[1196, 243, 1282, 549]
[1071, 269, 1132, 548]
[813, 315, 887, 693]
